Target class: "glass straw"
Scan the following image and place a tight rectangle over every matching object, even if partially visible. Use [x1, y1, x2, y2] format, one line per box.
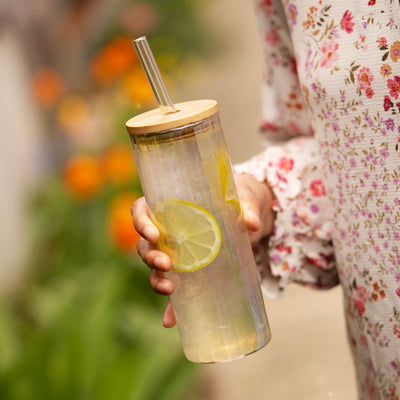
[133, 36, 176, 114]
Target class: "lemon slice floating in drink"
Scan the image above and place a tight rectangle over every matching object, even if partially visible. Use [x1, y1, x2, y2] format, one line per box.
[153, 199, 222, 272]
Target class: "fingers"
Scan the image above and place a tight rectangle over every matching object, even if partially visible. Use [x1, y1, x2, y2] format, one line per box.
[133, 197, 175, 296]
[131, 197, 159, 243]
[240, 199, 262, 232]
[137, 237, 174, 295]
[137, 237, 172, 272]
[235, 173, 264, 232]
[234, 173, 276, 241]
[149, 269, 174, 295]
[163, 299, 177, 328]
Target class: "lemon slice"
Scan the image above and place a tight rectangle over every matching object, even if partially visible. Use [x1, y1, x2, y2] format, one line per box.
[153, 199, 222, 272]
[215, 148, 241, 212]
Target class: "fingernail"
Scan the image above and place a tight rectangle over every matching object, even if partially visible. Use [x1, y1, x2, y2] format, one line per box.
[247, 209, 260, 225]
[143, 225, 158, 241]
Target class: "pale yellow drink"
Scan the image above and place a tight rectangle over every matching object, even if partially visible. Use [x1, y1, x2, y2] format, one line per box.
[127, 100, 271, 363]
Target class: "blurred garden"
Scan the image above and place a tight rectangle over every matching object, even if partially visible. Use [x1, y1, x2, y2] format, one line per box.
[0, 1, 214, 399]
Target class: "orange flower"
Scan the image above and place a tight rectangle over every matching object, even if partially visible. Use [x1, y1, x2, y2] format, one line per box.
[90, 36, 137, 84]
[121, 65, 154, 104]
[31, 67, 65, 108]
[390, 41, 400, 63]
[63, 154, 103, 199]
[381, 63, 392, 77]
[57, 95, 90, 135]
[108, 192, 141, 251]
[101, 145, 137, 184]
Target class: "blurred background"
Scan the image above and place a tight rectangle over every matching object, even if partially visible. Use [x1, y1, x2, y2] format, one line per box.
[0, 0, 357, 399]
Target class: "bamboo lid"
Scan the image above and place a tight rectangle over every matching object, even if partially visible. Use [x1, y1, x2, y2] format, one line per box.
[126, 99, 218, 135]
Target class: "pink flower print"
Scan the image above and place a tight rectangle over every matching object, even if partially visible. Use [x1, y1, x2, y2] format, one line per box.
[359, 334, 368, 348]
[287, 120, 302, 135]
[309, 179, 326, 197]
[365, 87, 375, 98]
[349, 158, 357, 167]
[276, 243, 292, 254]
[357, 35, 369, 51]
[354, 286, 367, 317]
[396, 287, 400, 298]
[356, 286, 368, 302]
[357, 67, 373, 90]
[380, 147, 389, 159]
[384, 118, 395, 131]
[277, 156, 294, 172]
[378, 37, 387, 47]
[365, 377, 377, 400]
[341, 10, 354, 34]
[354, 298, 366, 317]
[261, 0, 273, 16]
[332, 123, 340, 134]
[320, 40, 339, 68]
[383, 95, 392, 111]
[388, 76, 400, 99]
[265, 29, 280, 47]
[288, 4, 297, 27]
[260, 120, 278, 132]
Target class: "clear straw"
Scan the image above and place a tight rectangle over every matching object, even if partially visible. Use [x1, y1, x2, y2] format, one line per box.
[133, 36, 176, 114]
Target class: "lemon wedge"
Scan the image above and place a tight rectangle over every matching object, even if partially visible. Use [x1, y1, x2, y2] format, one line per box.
[153, 199, 222, 272]
[215, 148, 241, 212]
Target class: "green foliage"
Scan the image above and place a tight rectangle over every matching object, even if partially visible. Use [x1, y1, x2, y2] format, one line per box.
[5, 0, 214, 397]
[0, 176, 198, 400]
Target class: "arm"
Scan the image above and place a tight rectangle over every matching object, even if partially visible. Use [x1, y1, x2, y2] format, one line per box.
[233, 0, 338, 298]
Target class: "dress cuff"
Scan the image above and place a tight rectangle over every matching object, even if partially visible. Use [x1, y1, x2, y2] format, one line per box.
[234, 137, 338, 298]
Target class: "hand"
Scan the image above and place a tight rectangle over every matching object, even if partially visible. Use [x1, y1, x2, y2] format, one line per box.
[131, 197, 176, 327]
[131, 173, 276, 328]
[234, 173, 276, 244]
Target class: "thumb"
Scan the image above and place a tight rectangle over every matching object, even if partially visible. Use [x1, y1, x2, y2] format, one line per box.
[240, 199, 262, 232]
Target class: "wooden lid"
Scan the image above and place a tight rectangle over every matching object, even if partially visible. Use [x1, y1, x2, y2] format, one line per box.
[125, 99, 218, 135]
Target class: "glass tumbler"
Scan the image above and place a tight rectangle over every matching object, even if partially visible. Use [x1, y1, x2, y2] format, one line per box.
[126, 99, 271, 363]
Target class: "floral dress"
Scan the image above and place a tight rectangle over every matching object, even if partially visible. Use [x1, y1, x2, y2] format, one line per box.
[234, 0, 400, 398]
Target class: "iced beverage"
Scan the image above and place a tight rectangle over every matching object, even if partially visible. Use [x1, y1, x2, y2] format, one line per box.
[127, 99, 271, 363]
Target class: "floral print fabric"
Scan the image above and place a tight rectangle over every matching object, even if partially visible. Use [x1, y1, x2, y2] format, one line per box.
[236, 0, 400, 398]
[234, 137, 338, 297]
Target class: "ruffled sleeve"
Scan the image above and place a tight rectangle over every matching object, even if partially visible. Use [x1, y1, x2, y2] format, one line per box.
[234, 137, 338, 298]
